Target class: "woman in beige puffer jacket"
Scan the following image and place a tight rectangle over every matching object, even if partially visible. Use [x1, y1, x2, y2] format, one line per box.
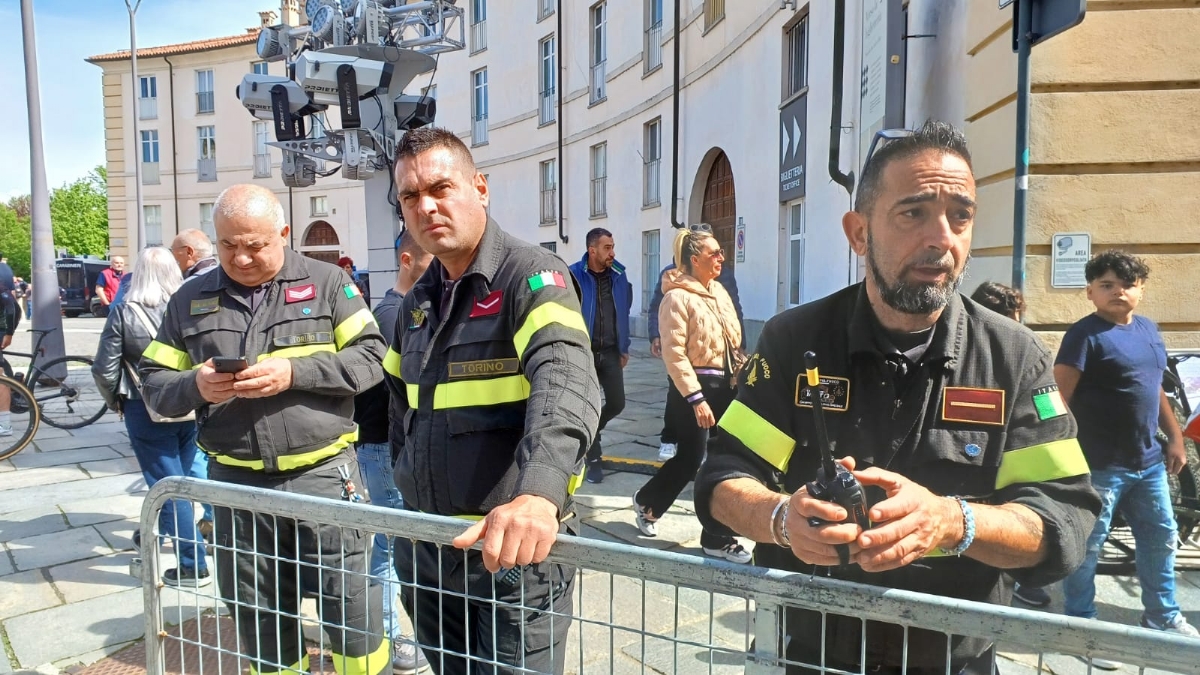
[632, 227, 751, 564]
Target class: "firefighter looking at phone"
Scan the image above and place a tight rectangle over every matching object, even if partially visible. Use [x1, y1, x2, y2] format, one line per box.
[694, 121, 1100, 675]
[139, 184, 390, 675]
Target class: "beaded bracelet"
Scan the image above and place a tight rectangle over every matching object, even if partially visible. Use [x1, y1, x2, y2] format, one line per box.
[769, 498, 788, 547]
[780, 501, 792, 548]
[939, 497, 975, 556]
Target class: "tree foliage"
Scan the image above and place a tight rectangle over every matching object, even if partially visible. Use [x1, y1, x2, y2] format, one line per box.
[0, 206, 32, 278]
[1, 166, 109, 278]
[49, 166, 109, 257]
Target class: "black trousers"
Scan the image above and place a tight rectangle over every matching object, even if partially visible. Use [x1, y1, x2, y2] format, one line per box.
[587, 348, 626, 461]
[210, 460, 386, 675]
[636, 373, 734, 549]
[659, 378, 679, 446]
[394, 532, 576, 675]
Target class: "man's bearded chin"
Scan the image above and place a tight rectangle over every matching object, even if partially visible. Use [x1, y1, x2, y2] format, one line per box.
[868, 242, 967, 315]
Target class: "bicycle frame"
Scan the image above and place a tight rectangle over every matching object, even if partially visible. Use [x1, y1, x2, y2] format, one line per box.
[1, 329, 72, 405]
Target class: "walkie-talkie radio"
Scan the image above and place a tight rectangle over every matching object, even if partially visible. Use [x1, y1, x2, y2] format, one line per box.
[802, 351, 871, 565]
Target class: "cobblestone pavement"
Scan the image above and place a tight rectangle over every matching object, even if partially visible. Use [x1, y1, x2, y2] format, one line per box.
[0, 344, 1197, 674]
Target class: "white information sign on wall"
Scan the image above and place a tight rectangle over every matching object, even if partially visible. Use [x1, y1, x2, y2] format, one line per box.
[1051, 232, 1091, 288]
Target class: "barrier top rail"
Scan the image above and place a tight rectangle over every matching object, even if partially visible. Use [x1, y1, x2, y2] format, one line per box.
[142, 476, 1197, 672]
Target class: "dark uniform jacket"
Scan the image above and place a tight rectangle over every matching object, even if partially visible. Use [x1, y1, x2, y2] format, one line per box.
[384, 219, 601, 518]
[139, 249, 385, 473]
[695, 284, 1100, 671]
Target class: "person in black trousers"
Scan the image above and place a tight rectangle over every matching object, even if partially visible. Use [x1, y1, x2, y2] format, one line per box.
[634, 227, 751, 563]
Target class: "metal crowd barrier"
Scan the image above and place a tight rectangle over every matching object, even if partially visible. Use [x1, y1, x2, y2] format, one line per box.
[139, 477, 1196, 674]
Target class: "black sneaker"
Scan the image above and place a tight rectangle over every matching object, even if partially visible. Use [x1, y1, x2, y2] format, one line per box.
[163, 566, 212, 588]
[585, 459, 605, 484]
[1012, 583, 1051, 608]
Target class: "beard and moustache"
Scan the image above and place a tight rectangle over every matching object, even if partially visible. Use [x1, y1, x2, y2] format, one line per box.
[867, 230, 967, 315]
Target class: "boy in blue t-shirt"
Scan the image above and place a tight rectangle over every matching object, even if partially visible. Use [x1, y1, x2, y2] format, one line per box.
[1056, 251, 1196, 650]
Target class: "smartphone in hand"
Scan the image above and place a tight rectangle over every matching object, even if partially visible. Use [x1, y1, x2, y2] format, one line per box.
[212, 356, 249, 374]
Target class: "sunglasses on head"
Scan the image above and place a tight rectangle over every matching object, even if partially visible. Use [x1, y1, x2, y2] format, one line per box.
[862, 128, 915, 176]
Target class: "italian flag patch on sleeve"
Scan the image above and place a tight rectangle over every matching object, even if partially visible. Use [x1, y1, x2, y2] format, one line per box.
[1032, 385, 1068, 421]
[343, 283, 360, 299]
[527, 270, 566, 292]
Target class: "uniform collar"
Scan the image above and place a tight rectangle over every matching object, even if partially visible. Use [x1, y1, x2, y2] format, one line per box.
[200, 248, 310, 293]
[420, 217, 504, 288]
[848, 284, 966, 370]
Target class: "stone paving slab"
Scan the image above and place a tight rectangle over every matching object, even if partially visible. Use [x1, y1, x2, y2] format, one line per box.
[80, 458, 142, 479]
[1, 466, 91, 492]
[5, 587, 145, 668]
[60, 493, 146, 528]
[0, 474, 145, 515]
[7, 447, 122, 471]
[33, 434, 129, 454]
[48, 553, 141, 604]
[0, 506, 70, 543]
[0, 552, 14, 577]
[8, 526, 111, 571]
[91, 518, 137, 554]
[0, 460, 15, 473]
[0, 569, 62, 620]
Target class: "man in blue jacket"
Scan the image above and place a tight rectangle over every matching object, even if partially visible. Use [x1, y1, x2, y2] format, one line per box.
[569, 228, 632, 483]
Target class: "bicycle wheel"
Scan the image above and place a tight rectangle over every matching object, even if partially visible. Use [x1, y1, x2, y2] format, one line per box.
[0, 374, 40, 462]
[28, 356, 108, 429]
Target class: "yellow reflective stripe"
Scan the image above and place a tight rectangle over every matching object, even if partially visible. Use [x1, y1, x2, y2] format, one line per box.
[250, 654, 309, 675]
[406, 383, 419, 408]
[717, 400, 797, 473]
[334, 308, 377, 348]
[433, 375, 530, 409]
[995, 438, 1090, 490]
[382, 347, 402, 378]
[513, 302, 589, 358]
[260, 343, 337, 361]
[331, 635, 391, 675]
[143, 340, 192, 371]
[567, 464, 586, 495]
[210, 430, 358, 471]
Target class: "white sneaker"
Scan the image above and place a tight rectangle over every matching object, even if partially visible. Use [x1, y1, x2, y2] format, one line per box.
[632, 493, 658, 537]
[657, 443, 677, 461]
[0, 424, 11, 437]
[1142, 613, 1200, 638]
[703, 541, 753, 564]
[1085, 656, 1122, 671]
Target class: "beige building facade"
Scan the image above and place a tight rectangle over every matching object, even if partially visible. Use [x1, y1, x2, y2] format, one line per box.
[966, 0, 1200, 347]
[86, 10, 369, 268]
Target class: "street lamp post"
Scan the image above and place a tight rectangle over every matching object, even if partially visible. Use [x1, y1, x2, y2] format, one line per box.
[19, 0, 67, 363]
[126, 0, 145, 255]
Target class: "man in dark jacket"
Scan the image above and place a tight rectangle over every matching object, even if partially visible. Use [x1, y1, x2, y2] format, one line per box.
[647, 228, 743, 461]
[384, 127, 600, 674]
[568, 227, 633, 483]
[352, 231, 432, 674]
[696, 120, 1099, 674]
[140, 184, 390, 675]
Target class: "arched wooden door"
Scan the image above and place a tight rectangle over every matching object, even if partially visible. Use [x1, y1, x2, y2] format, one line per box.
[701, 152, 736, 271]
[301, 220, 341, 265]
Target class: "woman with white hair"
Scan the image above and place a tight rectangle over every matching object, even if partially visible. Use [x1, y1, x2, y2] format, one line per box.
[92, 247, 211, 587]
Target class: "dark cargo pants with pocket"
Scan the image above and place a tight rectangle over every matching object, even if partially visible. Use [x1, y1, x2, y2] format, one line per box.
[394, 526, 576, 675]
[210, 460, 388, 675]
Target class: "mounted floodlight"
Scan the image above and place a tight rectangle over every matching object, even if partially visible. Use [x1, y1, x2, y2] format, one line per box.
[341, 0, 359, 14]
[294, 50, 395, 105]
[340, 129, 376, 181]
[394, 94, 436, 130]
[282, 151, 318, 188]
[237, 75, 325, 120]
[354, 1, 387, 44]
[305, 0, 329, 21]
[257, 24, 310, 62]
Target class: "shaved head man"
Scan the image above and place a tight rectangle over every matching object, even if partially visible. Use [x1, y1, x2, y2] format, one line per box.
[171, 229, 216, 278]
